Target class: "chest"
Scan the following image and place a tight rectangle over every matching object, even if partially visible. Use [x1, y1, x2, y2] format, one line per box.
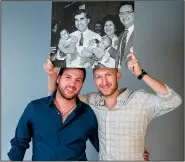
[30, 108, 90, 144]
[92, 105, 150, 135]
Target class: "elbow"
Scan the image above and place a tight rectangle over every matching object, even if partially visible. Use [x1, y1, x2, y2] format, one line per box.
[175, 94, 182, 108]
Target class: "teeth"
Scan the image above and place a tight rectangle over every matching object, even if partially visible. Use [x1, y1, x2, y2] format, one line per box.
[66, 88, 74, 92]
[102, 86, 110, 89]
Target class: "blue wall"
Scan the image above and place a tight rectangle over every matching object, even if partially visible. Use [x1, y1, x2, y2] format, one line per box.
[1, 1, 184, 160]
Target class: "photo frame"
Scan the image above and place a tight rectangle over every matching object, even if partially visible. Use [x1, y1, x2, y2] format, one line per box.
[50, 1, 135, 68]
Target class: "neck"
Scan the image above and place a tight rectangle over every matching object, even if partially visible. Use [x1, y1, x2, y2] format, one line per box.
[54, 91, 76, 113]
[80, 28, 88, 33]
[104, 88, 120, 109]
[125, 23, 133, 30]
[108, 33, 115, 39]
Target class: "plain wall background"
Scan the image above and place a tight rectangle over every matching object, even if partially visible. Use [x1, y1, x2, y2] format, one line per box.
[1, 1, 184, 160]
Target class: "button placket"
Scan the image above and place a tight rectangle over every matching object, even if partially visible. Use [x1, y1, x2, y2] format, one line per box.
[105, 110, 111, 153]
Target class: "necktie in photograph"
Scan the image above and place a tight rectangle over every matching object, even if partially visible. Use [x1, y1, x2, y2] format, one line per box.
[79, 33, 84, 46]
[119, 29, 128, 66]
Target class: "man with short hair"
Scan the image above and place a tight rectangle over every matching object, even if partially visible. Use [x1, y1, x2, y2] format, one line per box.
[70, 9, 101, 67]
[117, 1, 135, 68]
[44, 53, 182, 160]
[8, 68, 99, 161]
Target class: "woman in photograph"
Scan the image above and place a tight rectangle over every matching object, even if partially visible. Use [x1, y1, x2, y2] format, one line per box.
[102, 15, 119, 50]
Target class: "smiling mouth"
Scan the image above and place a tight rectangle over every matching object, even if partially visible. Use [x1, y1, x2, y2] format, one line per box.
[123, 18, 129, 21]
[106, 29, 112, 32]
[101, 85, 111, 91]
[65, 87, 76, 93]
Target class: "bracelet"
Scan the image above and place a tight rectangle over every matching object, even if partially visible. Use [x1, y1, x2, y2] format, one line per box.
[137, 69, 147, 80]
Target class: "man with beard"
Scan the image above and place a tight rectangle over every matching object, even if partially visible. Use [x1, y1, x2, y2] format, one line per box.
[44, 53, 182, 160]
[7, 68, 99, 161]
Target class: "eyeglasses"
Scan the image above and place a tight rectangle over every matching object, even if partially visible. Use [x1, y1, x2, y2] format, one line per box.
[119, 11, 133, 17]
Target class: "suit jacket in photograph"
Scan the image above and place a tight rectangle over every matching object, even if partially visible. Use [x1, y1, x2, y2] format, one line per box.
[117, 30, 134, 68]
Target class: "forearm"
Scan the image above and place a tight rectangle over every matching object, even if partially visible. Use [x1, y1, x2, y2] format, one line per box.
[142, 74, 168, 95]
[93, 48, 104, 59]
[8, 141, 27, 161]
[48, 74, 57, 95]
[8, 113, 32, 161]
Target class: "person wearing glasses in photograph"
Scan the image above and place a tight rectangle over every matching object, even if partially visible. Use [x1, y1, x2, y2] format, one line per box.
[117, 1, 135, 68]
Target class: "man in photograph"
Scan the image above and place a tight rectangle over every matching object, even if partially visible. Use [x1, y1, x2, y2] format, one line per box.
[69, 9, 102, 67]
[117, 1, 135, 68]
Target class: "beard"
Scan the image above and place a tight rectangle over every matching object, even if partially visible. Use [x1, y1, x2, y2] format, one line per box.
[57, 86, 79, 100]
[98, 83, 118, 97]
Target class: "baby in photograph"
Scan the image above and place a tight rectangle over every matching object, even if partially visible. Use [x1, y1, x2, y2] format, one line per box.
[57, 29, 79, 65]
[81, 36, 112, 68]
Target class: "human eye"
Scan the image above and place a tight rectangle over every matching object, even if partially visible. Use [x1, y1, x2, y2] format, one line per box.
[66, 76, 71, 79]
[95, 75, 101, 79]
[107, 73, 112, 76]
[77, 79, 82, 83]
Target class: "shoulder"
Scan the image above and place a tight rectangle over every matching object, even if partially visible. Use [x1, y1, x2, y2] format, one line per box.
[31, 96, 51, 105]
[86, 92, 100, 105]
[88, 30, 101, 39]
[80, 101, 97, 121]
[128, 89, 151, 104]
[113, 35, 118, 41]
[28, 96, 52, 111]
[22, 96, 51, 118]
[71, 35, 78, 40]
[71, 30, 79, 36]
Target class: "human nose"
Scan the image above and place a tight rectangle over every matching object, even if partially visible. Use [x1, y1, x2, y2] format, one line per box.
[68, 79, 76, 87]
[102, 77, 108, 86]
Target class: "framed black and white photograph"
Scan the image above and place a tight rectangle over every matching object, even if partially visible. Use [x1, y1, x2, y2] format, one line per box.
[50, 1, 135, 68]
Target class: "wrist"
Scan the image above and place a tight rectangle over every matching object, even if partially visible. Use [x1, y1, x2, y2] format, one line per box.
[137, 69, 147, 80]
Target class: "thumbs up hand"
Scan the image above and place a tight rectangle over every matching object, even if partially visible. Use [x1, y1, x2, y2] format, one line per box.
[127, 53, 142, 76]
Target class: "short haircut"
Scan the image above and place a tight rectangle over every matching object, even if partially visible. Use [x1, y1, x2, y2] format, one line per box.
[58, 68, 86, 82]
[73, 9, 90, 20]
[119, 1, 135, 12]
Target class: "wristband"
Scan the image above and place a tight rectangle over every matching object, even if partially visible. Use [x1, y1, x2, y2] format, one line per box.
[137, 69, 147, 80]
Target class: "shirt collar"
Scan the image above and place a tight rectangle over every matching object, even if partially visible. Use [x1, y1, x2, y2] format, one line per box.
[127, 24, 134, 34]
[48, 90, 82, 112]
[81, 28, 89, 35]
[95, 88, 131, 107]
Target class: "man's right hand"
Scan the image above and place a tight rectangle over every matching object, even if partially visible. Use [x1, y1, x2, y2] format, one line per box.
[44, 53, 59, 94]
[43, 54, 59, 76]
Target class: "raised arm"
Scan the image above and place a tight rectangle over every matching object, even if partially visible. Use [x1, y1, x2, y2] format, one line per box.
[127, 53, 182, 117]
[127, 53, 169, 95]
[43, 57, 59, 95]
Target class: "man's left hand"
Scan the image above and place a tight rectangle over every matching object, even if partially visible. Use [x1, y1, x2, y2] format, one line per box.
[127, 53, 142, 76]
